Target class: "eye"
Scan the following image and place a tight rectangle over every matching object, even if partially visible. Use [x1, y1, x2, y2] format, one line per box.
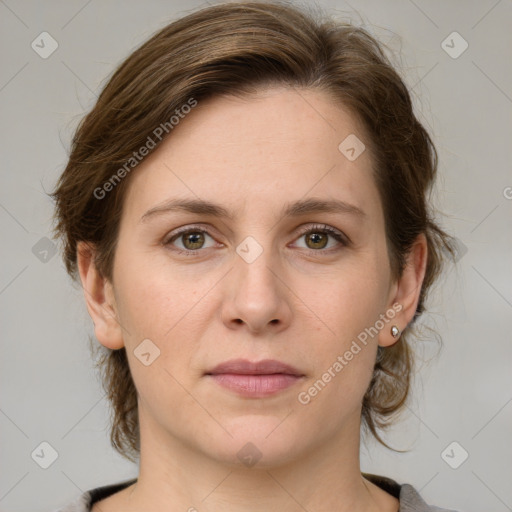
[165, 228, 217, 252]
[293, 224, 348, 252]
[163, 223, 348, 255]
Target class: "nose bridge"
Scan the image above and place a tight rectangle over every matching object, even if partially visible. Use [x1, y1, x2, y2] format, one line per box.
[233, 233, 279, 300]
[221, 232, 292, 332]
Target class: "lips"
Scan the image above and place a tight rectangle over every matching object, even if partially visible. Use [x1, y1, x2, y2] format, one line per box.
[205, 359, 305, 398]
[206, 358, 304, 377]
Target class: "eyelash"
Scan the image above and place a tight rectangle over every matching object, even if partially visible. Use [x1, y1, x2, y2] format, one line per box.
[164, 223, 349, 256]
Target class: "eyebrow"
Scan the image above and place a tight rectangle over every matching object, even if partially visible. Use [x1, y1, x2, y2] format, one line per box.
[140, 197, 366, 223]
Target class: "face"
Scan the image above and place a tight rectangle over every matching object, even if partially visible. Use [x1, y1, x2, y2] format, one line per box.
[100, 86, 404, 467]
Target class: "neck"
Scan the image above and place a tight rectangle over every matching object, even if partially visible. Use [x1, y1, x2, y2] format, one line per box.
[122, 413, 397, 512]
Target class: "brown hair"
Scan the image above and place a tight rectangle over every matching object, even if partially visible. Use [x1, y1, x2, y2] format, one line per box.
[52, 0, 454, 462]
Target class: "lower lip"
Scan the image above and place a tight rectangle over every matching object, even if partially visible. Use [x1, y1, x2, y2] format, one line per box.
[208, 373, 302, 397]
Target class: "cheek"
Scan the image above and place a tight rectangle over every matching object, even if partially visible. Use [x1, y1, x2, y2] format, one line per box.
[113, 249, 204, 336]
[303, 259, 389, 338]
[112, 254, 218, 387]
[115, 269, 205, 396]
[293, 252, 388, 394]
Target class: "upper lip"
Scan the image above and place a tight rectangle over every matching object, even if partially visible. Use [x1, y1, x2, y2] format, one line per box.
[206, 359, 304, 376]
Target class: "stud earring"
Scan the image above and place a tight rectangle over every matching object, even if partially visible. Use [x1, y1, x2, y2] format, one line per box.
[390, 325, 400, 338]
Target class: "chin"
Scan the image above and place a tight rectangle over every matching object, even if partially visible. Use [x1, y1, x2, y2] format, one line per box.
[198, 414, 307, 469]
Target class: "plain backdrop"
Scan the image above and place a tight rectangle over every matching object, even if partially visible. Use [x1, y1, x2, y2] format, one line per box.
[1, 1, 511, 511]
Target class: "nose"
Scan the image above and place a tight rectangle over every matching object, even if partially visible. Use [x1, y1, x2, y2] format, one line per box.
[220, 247, 293, 334]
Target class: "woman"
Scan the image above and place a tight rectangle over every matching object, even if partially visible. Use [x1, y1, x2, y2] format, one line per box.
[51, 1, 458, 511]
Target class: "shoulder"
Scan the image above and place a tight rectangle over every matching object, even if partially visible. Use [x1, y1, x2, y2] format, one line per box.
[50, 491, 91, 512]
[50, 479, 136, 512]
[363, 473, 462, 512]
[399, 483, 460, 512]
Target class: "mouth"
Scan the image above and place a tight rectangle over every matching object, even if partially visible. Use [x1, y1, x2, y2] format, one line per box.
[205, 359, 305, 398]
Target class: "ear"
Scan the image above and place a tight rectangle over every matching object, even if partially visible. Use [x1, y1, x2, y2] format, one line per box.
[76, 241, 125, 350]
[379, 233, 428, 347]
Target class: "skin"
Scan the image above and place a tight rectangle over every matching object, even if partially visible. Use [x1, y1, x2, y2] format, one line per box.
[78, 86, 427, 512]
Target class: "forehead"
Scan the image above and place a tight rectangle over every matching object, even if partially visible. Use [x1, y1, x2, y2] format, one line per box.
[122, 86, 381, 223]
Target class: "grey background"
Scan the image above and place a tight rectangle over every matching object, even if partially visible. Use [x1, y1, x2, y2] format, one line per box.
[1, 1, 511, 511]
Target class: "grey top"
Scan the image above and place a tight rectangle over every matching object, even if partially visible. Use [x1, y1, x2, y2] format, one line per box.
[52, 474, 459, 511]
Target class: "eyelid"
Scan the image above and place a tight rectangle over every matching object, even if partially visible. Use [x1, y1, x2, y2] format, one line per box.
[294, 223, 348, 240]
[291, 223, 350, 249]
[164, 223, 218, 242]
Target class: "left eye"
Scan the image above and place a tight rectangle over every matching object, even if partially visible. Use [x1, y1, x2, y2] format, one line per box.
[294, 228, 345, 251]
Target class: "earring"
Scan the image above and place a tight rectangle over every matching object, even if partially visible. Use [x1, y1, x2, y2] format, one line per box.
[390, 325, 400, 338]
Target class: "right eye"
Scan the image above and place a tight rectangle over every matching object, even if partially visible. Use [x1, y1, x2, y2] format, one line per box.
[164, 227, 219, 254]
